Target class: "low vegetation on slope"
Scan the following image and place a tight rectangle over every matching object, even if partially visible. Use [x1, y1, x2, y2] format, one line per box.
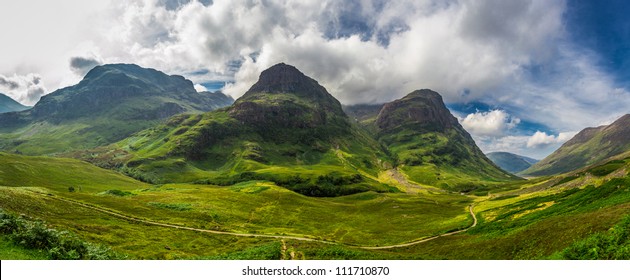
[0, 208, 120, 260]
[0, 64, 233, 155]
[522, 114, 630, 176]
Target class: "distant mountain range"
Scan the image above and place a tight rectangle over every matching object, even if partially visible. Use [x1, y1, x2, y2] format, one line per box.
[0, 93, 29, 113]
[522, 114, 630, 176]
[73, 63, 515, 195]
[0, 64, 233, 154]
[486, 152, 539, 174]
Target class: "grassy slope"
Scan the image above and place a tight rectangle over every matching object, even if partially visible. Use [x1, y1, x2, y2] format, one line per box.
[1, 152, 629, 259]
[522, 115, 630, 176]
[0, 152, 144, 192]
[0, 236, 48, 260]
[0, 64, 233, 156]
[381, 126, 518, 193]
[0, 152, 471, 258]
[80, 100, 396, 196]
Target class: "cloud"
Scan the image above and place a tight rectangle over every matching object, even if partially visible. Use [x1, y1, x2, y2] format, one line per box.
[2, 0, 629, 159]
[0, 76, 20, 90]
[526, 131, 576, 148]
[70, 56, 102, 76]
[0, 73, 48, 105]
[193, 84, 208, 92]
[460, 110, 520, 137]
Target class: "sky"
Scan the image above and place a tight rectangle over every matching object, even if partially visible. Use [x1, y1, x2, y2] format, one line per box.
[1, 0, 629, 159]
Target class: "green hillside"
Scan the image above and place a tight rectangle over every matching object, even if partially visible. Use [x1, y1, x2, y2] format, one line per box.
[373, 90, 518, 192]
[487, 152, 539, 174]
[3, 63, 628, 260]
[2, 148, 629, 259]
[78, 65, 519, 196]
[0, 64, 233, 155]
[0, 151, 474, 259]
[77, 63, 394, 196]
[522, 114, 630, 176]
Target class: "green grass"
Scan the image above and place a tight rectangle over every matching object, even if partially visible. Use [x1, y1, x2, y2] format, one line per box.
[0, 236, 48, 260]
[0, 152, 146, 192]
[0, 208, 121, 260]
[1, 150, 629, 259]
[557, 214, 630, 259]
[53, 182, 471, 246]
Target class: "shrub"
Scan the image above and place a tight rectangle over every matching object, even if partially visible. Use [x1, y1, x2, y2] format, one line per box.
[103, 189, 135, 197]
[560, 215, 630, 260]
[0, 208, 122, 260]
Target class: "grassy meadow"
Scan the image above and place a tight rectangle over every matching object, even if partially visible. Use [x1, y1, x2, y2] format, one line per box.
[1, 152, 629, 259]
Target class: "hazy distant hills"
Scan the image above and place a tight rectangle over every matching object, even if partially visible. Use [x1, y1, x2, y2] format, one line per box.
[522, 114, 630, 176]
[0, 64, 233, 155]
[0, 93, 29, 114]
[343, 103, 384, 126]
[486, 152, 539, 174]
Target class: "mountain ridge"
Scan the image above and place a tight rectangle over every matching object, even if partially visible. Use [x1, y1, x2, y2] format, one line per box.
[522, 114, 630, 176]
[0, 64, 233, 155]
[0, 93, 30, 114]
[80, 63, 517, 196]
[487, 151, 539, 174]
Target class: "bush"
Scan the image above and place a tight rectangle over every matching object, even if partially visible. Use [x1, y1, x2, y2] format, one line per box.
[560, 215, 630, 260]
[103, 189, 135, 197]
[0, 208, 122, 260]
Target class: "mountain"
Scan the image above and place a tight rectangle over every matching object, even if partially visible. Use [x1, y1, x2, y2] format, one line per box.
[86, 63, 392, 196]
[0, 64, 233, 155]
[77, 65, 518, 195]
[373, 89, 518, 191]
[0, 93, 29, 113]
[487, 152, 539, 174]
[522, 114, 630, 176]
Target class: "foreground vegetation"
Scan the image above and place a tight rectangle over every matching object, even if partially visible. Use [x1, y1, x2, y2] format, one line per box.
[1, 151, 629, 259]
[0, 208, 120, 260]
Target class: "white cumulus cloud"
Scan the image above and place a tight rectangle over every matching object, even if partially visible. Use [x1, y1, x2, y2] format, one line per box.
[460, 110, 520, 137]
[526, 131, 576, 148]
[193, 84, 208, 92]
[0, 73, 48, 105]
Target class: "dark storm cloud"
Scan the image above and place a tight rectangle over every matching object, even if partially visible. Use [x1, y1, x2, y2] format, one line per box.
[0, 76, 20, 89]
[69, 56, 102, 76]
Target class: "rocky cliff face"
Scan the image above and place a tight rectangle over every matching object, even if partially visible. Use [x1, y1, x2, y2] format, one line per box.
[375, 89, 457, 133]
[229, 63, 348, 131]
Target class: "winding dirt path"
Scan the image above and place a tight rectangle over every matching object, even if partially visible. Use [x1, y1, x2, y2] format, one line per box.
[29, 190, 478, 250]
[359, 204, 477, 250]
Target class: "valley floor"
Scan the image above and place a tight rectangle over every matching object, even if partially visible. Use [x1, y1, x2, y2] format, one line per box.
[1, 154, 630, 259]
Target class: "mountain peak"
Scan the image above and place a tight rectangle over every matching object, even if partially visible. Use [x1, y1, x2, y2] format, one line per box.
[230, 63, 347, 131]
[242, 63, 329, 98]
[375, 89, 456, 132]
[403, 89, 443, 100]
[80, 63, 194, 92]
